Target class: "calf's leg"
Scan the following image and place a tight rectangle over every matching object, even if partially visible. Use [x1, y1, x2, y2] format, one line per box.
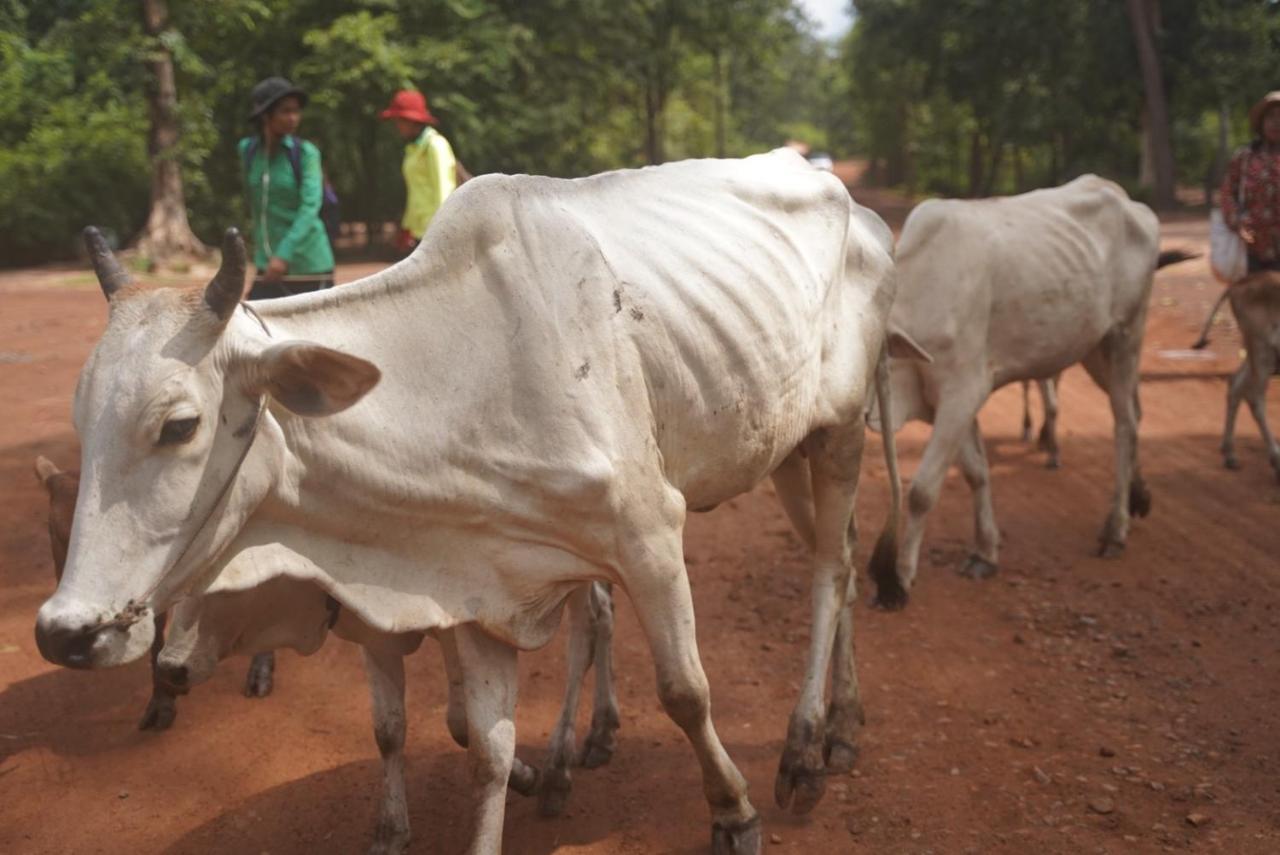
[1222, 363, 1248, 470]
[242, 651, 275, 698]
[362, 643, 411, 855]
[139, 612, 178, 731]
[1038, 377, 1061, 469]
[581, 581, 620, 769]
[1241, 343, 1280, 478]
[538, 585, 596, 816]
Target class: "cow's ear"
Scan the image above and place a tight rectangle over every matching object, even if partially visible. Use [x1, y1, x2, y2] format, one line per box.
[249, 343, 381, 416]
[887, 327, 932, 363]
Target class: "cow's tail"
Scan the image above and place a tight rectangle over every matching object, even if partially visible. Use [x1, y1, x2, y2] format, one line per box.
[867, 341, 909, 610]
[1191, 287, 1232, 350]
[1157, 248, 1200, 270]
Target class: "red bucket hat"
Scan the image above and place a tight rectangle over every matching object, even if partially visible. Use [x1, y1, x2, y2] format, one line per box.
[380, 90, 438, 125]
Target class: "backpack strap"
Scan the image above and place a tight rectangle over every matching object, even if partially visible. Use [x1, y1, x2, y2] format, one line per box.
[242, 136, 304, 188]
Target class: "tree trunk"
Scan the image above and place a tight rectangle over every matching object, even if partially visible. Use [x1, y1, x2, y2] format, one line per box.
[1126, 0, 1175, 208]
[967, 130, 985, 197]
[135, 0, 206, 264]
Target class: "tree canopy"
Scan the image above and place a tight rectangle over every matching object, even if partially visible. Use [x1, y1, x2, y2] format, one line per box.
[1, 0, 1277, 264]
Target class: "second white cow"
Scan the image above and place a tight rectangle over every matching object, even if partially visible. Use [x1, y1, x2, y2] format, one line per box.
[870, 175, 1196, 607]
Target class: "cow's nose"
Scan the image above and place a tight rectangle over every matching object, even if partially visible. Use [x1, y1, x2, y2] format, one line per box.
[34, 617, 98, 669]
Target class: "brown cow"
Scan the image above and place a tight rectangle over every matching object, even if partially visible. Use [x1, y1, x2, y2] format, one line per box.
[33, 456, 275, 730]
[1202, 272, 1280, 478]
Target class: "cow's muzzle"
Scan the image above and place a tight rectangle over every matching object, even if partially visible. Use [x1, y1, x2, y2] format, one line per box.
[35, 597, 155, 669]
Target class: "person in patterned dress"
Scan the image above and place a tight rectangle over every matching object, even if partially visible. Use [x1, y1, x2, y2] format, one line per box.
[1220, 90, 1280, 274]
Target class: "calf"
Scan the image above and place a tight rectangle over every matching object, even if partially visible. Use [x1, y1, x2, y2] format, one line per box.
[33, 457, 275, 730]
[156, 578, 619, 853]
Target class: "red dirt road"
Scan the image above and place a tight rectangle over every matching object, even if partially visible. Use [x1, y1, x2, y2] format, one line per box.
[2, 213, 1278, 854]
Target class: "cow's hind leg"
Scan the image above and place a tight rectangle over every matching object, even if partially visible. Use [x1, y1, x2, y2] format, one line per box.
[624, 500, 760, 854]
[362, 643, 410, 855]
[1222, 363, 1248, 470]
[1020, 380, 1033, 442]
[581, 581, 620, 769]
[454, 624, 519, 855]
[955, 419, 999, 578]
[776, 423, 864, 815]
[139, 612, 178, 731]
[242, 651, 275, 698]
[824, 583, 864, 774]
[1083, 332, 1143, 556]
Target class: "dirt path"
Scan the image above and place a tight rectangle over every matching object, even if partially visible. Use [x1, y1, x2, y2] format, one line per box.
[2, 209, 1278, 854]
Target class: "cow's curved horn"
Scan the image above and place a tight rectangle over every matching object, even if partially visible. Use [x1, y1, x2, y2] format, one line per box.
[83, 226, 131, 300]
[204, 228, 247, 322]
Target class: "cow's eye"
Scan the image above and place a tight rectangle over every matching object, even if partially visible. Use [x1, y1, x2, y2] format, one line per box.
[158, 417, 199, 446]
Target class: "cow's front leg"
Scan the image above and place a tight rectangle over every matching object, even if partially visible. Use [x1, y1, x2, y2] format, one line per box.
[581, 581, 620, 770]
[139, 612, 177, 731]
[539, 585, 595, 816]
[896, 386, 985, 590]
[454, 624, 519, 855]
[362, 643, 410, 855]
[1222, 363, 1248, 470]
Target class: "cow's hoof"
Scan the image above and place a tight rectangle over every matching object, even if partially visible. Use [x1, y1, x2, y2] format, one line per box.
[824, 736, 859, 774]
[774, 752, 826, 814]
[1128, 481, 1153, 518]
[537, 765, 572, 817]
[1223, 454, 1241, 470]
[138, 694, 177, 732]
[1097, 539, 1126, 559]
[871, 583, 909, 612]
[958, 554, 998, 580]
[367, 825, 410, 855]
[1046, 456, 1061, 470]
[242, 655, 274, 698]
[580, 716, 618, 769]
[711, 813, 762, 855]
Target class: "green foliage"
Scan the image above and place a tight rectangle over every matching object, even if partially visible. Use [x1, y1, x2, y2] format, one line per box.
[840, 0, 1280, 199]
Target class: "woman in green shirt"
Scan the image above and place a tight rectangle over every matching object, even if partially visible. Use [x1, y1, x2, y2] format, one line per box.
[241, 77, 335, 299]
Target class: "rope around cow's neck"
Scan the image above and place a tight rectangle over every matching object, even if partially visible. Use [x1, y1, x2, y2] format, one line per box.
[88, 303, 273, 635]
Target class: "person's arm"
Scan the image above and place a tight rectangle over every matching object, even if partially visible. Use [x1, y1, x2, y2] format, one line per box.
[272, 142, 325, 268]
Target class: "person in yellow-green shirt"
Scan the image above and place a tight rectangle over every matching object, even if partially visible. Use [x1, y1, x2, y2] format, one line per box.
[380, 90, 457, 255]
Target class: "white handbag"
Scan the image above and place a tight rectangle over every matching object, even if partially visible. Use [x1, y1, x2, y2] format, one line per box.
[1209, 159, 1248, 284]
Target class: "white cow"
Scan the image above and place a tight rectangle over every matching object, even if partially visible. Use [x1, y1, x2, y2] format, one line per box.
[868, 175, 1196, 608]
[36, 150, 905, 853]
[157, 578, 618, 851]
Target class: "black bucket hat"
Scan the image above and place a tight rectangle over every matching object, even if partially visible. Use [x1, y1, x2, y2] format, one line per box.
[248, 76, 308, 121]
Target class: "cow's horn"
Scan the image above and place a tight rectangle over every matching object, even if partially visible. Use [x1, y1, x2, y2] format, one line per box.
[204, 228, 247, 322]
[83, 226, 131, 300]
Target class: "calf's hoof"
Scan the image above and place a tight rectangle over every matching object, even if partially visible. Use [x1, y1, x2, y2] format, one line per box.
[242, 654, 274, 698]
[1223, 455, 1240, 471]
[1046, 456, 1061, 471]
[711, 813, 762, 855]
[138, 694, 178, 732]
[580, 714, 619, 769]
[508, 758, 542, 798]
[958, 554, 997, 580]
[536, 765, 572, 817]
